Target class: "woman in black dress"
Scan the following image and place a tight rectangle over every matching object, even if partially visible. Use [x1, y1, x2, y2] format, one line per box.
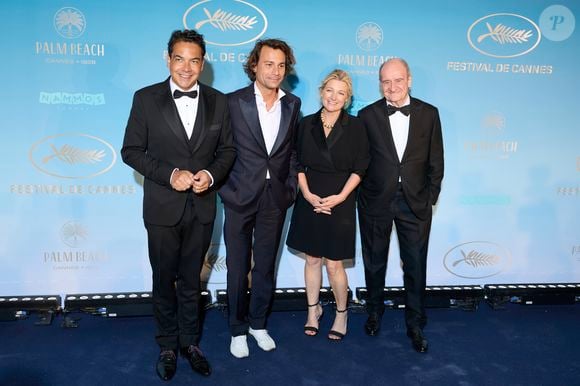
[286, 69, 369, 340]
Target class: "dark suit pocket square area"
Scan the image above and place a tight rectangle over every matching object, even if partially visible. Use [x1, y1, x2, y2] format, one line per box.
[209, 124, 220, 131]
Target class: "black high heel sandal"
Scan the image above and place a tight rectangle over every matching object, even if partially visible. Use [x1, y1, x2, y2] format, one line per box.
[304, 302, 324, 336]
[328, 308, 348, 341]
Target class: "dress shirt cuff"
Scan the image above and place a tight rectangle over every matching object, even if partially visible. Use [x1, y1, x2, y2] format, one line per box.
[202, 169, 214, 187]
[170, 168, 179, 185]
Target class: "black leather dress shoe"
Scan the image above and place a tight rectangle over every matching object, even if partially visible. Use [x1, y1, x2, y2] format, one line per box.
[407, 328, 428, 353]
[364, 313, 382, 336]
[181, 345, 211, 376]
[156, 349, 177, 381]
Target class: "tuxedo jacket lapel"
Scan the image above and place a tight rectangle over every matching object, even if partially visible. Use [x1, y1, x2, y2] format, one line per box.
[309, 112, 333, 166]
[270, 95, 296, 155]
[237, 85, 296, 156]
[402, 97, 423, 162]
[239, 88, 268, 153]
[309, 109, 347, 167]
[372, 101, 399, 163]
[326, 110, 346, 149]
[191, 84, 214, 153]
[156, 80, 189, 146]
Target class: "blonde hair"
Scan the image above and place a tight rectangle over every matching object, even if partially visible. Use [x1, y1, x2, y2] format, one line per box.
[319, 69, 353, 109]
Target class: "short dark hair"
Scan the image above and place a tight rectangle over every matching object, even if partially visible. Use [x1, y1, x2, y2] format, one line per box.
[167, 29, 206, 58]
[243, 39, 296, 82]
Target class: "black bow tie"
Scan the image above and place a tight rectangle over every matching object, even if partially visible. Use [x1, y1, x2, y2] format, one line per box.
[387, 104, 410, 116]
[173, 89, 198, 99]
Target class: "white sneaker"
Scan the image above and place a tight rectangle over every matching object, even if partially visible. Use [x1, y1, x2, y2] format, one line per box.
[248, 328, 276, 351]
[230, 335, 249, 358]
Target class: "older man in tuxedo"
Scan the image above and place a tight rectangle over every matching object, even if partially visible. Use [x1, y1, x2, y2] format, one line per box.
[219, 39, 301, 359]
[122, 30, 235, 380]
[357, 58, 444, 353]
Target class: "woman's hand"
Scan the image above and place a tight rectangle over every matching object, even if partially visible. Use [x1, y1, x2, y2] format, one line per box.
[315, 193, 346, 215]
[303, 191, 324, 209]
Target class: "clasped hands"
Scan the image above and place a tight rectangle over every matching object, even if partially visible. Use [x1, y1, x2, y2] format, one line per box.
[304, 192, 345, 215]
[170, 170, 210, 194]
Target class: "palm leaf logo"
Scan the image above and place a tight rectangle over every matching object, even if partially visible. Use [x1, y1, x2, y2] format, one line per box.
[204, 252, 227, 271]
[482, 112, 505, 136]
[482, 114, 505, 130]
[42, 144, 106, 165]
[61, 222, 88, 247]
[195, 8, 257, 31]
[477, 22, 533, 44]
[357, 23, 382, 50]
[55, 9, 85, 38]
[452, 249, 499, 267]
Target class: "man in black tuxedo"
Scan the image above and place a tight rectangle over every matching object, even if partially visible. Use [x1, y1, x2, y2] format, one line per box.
[357, 58, 444, 353]
[121, 30, 235, 380]
[219, 39, 301, 358]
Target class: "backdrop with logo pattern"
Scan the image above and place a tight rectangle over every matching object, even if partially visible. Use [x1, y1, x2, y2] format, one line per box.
[0, 1, 578, 298]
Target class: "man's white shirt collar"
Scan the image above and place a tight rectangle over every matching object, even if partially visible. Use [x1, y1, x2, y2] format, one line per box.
[386, 95, 410, 107]
[170, 78, 200, 95]
[254, 82, 285, 104]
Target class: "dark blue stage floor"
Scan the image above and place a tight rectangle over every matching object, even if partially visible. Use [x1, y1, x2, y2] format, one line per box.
[1, 303, 578, 385]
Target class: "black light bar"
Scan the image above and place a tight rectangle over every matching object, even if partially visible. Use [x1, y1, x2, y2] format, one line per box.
[356, 285, 484, 310]
[485, 283, 580, 308]
[215, 287, 353, 311]
[64, 291, 212, 317]
[0, 295, 61, 321]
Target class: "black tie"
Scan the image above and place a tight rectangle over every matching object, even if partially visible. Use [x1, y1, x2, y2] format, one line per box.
[387, 104, 410, 116]
[173, 89, 198, 99]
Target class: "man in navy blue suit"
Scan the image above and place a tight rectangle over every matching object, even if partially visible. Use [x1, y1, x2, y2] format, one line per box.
[219, 39, 301, 359]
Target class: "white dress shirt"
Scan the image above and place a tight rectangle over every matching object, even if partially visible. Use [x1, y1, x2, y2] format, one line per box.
[170, 79, 200, 139]
[254, 82, 285, 179]
[387, 96, 410, 182]
[387, 96, 411, 162]
[168, 80, 213, 186]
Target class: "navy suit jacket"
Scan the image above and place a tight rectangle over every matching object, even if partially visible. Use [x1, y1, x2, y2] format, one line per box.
[357, 97, 444, 220]
[121, 78, 235, 225]
[219, 84, 301, 213]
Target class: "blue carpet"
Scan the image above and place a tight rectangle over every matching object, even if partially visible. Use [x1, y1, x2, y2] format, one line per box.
[0, 303, 578, 385]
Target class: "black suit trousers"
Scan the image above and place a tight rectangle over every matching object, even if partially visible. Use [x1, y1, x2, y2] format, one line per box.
[145, 197, 213, 350]
[224, 182, 285, 336]
[359, 186, 432, 329]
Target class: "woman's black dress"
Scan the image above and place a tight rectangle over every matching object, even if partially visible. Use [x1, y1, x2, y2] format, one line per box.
[286, 110, 369, 260]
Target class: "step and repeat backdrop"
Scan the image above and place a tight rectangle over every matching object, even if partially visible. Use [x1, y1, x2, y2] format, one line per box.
[1, 1, 578, 297]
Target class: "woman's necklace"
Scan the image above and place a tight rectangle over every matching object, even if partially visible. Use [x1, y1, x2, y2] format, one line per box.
[321, 109, 337, 134]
